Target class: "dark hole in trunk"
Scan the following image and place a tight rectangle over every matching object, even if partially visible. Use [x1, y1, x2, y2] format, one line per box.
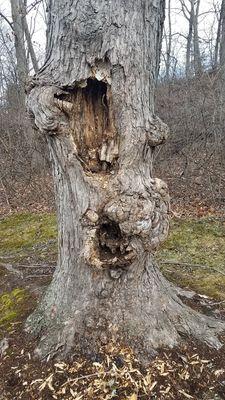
[83, 78, 108, 107]
[98, 219, 122, 256]
[97, 218, 134, 268]
[64, 78, 118, 173]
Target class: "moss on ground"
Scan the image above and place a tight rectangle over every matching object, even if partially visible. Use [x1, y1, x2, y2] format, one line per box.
[0, 288, 29, 331]
[0, 213, 57, 263]
[0, 213, 225, 300]
[157, 217, 225, 300]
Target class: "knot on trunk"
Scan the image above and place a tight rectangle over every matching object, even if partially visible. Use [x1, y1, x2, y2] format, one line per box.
[104, 179, 169, 250]
[27, 86, 73, 135]
[146, 116, 169, 147]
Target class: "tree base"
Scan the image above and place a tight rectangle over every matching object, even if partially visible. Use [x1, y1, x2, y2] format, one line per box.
[25, 257, 225, 361]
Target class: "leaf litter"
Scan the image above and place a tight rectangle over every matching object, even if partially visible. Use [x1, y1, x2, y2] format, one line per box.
[1, 330, 225, 400]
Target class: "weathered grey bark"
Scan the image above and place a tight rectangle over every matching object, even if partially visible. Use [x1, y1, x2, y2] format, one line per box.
[26, 0, 224, 360]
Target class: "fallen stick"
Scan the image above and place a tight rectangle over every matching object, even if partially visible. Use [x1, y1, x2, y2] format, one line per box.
[18, 264, 55, 269]
[26, 274, 53, 279]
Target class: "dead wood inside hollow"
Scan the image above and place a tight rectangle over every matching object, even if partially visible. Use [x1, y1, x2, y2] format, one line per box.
[97, 217, 134, 270]
[67, 78, 119, 173]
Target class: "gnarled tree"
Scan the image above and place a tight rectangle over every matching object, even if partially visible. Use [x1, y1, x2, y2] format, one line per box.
[26, 0, 224, 359]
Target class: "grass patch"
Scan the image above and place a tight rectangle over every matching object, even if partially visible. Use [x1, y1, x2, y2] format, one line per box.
[157, 217, 225, 299]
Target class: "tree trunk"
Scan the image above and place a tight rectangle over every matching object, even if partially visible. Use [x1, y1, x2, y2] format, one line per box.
[214, 0, 225, 68]
[10, 0, 28, 105]
[26, 0, 224, 360]
[220, 0, 225, 69]
[20, 0, 39, 73]
[165, 0, 172, 81]
[185, 2, 194, 78]
[193, 0, 202, 76]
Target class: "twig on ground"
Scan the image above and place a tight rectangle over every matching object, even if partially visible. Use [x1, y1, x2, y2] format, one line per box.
[18, 264, 55, 269]
[26, 274, 53, 279]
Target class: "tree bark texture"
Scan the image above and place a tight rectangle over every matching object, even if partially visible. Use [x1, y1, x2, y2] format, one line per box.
[26, 0, 224, 359]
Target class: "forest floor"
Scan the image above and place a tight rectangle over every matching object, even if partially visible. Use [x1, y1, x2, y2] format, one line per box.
[0, 211, 225, 399]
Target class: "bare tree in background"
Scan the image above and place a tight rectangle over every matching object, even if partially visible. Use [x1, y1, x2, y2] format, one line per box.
[9, 0, 40, 102]
[179, 0, 202, 77]
[192, 0, 202, 74]
[9, 0, 28, 105]
[0, 0, 47, 182]
[219, 0, 225, 69]
[165, 0, 172, 80]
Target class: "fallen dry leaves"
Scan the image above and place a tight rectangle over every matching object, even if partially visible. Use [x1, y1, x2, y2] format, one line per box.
[1, 338, 225, 400]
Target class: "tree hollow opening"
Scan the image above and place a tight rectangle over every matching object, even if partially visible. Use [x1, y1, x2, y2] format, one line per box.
[97, 218, 135, 269]
[70, 78, 118, 173]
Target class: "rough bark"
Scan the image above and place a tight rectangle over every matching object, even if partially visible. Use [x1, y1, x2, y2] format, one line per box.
[26, 0, 224, 360]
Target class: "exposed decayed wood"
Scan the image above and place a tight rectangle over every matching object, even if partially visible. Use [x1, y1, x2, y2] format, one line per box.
[26, 0, 224, 360]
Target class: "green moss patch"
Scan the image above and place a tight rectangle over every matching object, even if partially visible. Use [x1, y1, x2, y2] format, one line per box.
[0, 213, 225, 301]
[157, 217, 225, 300]
[0, 288, 29, 330]
[0, 212, 57, 263]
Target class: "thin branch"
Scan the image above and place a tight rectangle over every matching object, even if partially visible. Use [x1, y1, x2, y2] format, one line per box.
[0, 11, 13, 30]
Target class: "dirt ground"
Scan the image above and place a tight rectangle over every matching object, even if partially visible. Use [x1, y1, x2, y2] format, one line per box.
[0, 266, 225, 400]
